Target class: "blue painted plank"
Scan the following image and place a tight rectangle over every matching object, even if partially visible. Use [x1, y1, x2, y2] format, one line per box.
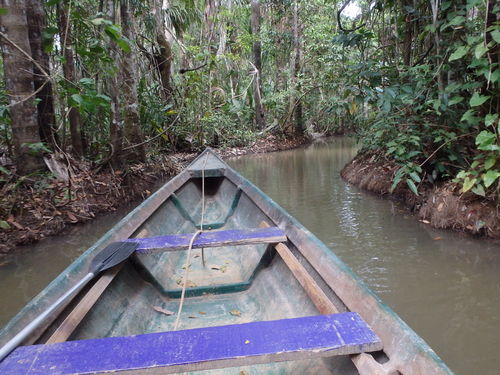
[126, 227, 287, 253]
[0, 313, 382, 374]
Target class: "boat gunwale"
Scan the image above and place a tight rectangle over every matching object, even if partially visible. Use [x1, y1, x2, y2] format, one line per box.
[0, 149, 453, 375]
[222, 153, 453, 375]
[0, 166, 192, 346]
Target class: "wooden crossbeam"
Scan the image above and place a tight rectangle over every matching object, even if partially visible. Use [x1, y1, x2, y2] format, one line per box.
[0, 313, 382, 375]
[260, 222, 338, 314]
[45, 265, 122, 344]
[260, 222, 393, 375]
[127, 227, 287, 253]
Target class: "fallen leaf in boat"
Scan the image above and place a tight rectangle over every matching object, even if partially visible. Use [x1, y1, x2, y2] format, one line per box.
[210, 265, 220, 270]
[152, 306, 174, 316]
[181, 263, 191, 270]
[433, 237, 442, 241]
[188, 316, 197, 319]
[224, 260, 230, 264]
[199, 311, 206, 315]
[193, 254, 200, 258]
[220, 265, 227, 273]
[229, 309, 241, 317]
[244, 340, 250, 344]
[240, 371, 247, 375]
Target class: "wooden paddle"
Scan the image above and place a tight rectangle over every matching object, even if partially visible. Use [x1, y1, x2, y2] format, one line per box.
[0, 241, 139, 362]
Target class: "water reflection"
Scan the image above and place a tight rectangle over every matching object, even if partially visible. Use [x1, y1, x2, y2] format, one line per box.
[230, 137, 500, 375]
[0, 203, 139, 326]
[0, 139, 498, 375]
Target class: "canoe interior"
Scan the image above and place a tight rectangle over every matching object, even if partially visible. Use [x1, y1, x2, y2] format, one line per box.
[1, 149, 452, 375]
[54, 175, 358, 374]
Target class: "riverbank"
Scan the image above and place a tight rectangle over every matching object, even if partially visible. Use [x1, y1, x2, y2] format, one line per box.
[341, 152, 500, 239]
[0, 135, 307, 254]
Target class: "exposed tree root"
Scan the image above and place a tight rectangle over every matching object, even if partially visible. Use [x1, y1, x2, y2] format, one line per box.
[341, 152, 500, 239]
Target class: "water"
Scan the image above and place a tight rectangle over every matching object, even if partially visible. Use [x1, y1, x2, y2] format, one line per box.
[0, 204, 137, 327]
[229, 138, 500, 375]
[0, 137, 498, 374]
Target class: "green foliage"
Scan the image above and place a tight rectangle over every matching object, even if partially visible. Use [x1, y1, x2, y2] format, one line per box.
[24, 142, 51, 155]
[334, 0, 500, 198]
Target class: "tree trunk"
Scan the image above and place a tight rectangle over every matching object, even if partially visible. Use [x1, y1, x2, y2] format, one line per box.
[203, 0, 217, 48]
[26, 0, 58, 149]
[402, 0, 413, 66]
[287, 0, 303, 136]
[430, 0, 444, 97]
[58, 1, 84, 158]
[152, 0, 173, 104]
[156, 33, 174, 103]
[104, 0, 123, 167]
[0, 0, 46, 174]
[251, 0, 265, 129]
[119, 0, 145, 163]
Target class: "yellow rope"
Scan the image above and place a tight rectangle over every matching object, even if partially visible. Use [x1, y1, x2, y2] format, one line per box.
[173, 152, 209, 330]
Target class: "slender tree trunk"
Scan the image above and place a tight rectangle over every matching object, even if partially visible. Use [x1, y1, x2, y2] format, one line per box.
[104, 0, 123, 167]
[402, 0, 413, 66]
[251, 0, 265, 129]
[203, 0, 217, 48]
[287, 0, 303, 136]
[430, 0, 444, 97]
[0, 0, 45, 174]
[153, 0, 173, 103]
[156, 33, 173, 103]
[58, 0, 84, 158]
[120, 0, 145, 163]
[26, 0, 58, 149]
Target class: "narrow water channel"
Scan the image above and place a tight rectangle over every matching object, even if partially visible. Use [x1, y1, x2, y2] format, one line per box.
[0, 137, 498, 375]
[230, 138, 500, 375]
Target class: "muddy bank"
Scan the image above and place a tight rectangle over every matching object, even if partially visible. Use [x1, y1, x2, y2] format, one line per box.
[341, 153, 500, 239]
[0, 135, 307, 254]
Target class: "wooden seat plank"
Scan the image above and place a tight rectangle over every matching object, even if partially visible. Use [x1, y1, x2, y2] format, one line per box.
[127, 226, 287, 253]
[0, 313, 382, 375]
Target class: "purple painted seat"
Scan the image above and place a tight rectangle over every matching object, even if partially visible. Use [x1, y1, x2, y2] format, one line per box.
[127, 226, 287, 253]
[0, 312, 382, 375]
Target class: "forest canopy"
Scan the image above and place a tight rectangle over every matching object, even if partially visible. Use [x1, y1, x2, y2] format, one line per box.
[0, 0, 498, 199]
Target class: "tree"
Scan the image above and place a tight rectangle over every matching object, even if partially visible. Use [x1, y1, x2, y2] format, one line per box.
[26, 0, 58, 149]
[287, 0, 303, 136]
[251, 0, 265, 129]
[58, 0, 84, 157]
[119, 0, 145, 163]
[0, 0, 46, 174]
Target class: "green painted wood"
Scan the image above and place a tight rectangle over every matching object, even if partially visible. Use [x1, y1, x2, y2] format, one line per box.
[0, 148, 453, 375]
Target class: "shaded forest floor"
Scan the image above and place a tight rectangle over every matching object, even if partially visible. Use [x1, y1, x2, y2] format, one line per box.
[0, 135, 307, 254]
[341, 152, 500, 239]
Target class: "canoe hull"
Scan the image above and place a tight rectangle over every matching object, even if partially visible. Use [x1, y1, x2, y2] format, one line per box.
[0, 149, 453, 375]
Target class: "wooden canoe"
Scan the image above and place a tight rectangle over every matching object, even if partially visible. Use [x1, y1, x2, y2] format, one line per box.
[0, 148, 453, 374]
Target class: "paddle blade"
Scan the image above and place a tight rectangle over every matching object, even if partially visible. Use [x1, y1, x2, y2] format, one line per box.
[90, 242, 139, 274]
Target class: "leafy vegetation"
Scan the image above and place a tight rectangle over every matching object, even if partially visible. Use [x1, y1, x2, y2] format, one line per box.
[0, 0, 497, 201]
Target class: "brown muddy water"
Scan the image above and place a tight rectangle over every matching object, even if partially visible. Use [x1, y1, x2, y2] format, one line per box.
[0, 137, 498, 375]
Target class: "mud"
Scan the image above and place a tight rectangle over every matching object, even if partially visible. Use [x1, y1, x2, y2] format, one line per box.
[341, 152, 500, 239]
[0, 135, 308, 254]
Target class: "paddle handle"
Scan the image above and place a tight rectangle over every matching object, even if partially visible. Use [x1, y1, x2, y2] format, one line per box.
[0, 272, 95, 362]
